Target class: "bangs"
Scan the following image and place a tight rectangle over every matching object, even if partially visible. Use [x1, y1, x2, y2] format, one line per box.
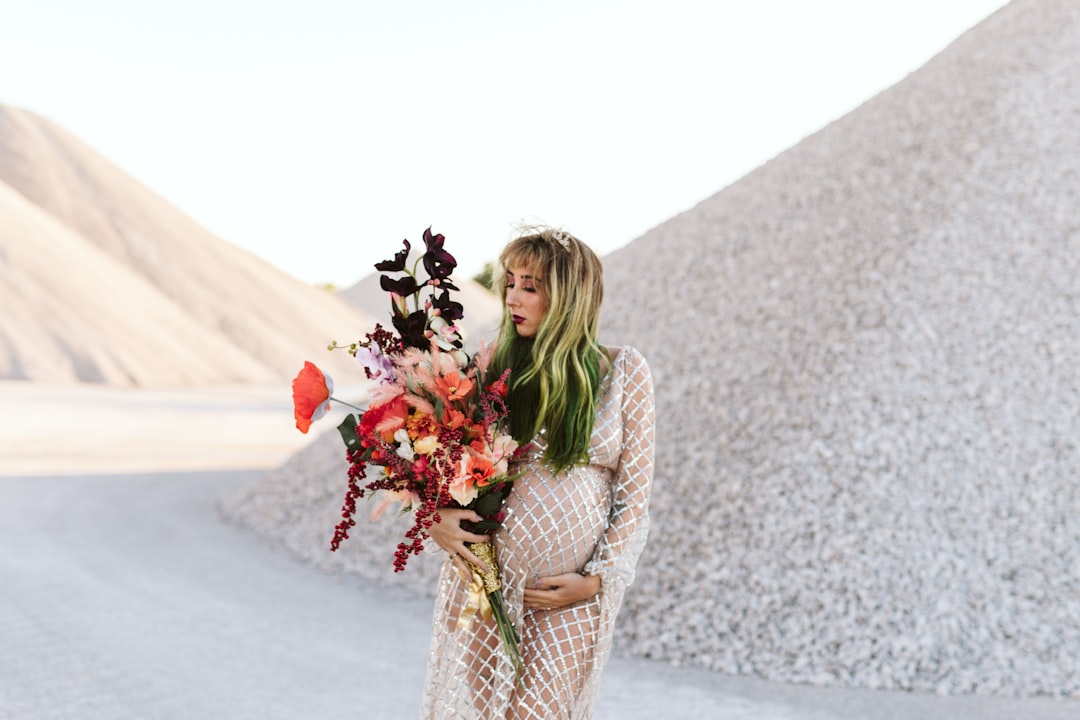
[500, 239, 548, 275]
[497, 236, 552, 294]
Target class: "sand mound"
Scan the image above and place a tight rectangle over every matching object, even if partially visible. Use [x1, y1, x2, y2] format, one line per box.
[0, 182, 270, 384]
[0, 103, 373, 386]
[221, 0, 1080, 698]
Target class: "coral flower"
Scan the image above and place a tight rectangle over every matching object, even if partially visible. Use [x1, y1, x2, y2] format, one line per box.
[434, 371, 474, 403]
[360, 395, 410, 442]
[441, 407, 466, 430]
[292, 361, 333, 433]
[463, 453, 497, 488]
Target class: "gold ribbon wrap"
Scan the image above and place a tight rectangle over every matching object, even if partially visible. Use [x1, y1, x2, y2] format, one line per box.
[455, 541, 501, 631]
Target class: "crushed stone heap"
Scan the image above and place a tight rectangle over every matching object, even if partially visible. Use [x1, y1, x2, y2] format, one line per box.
[221, 0, 1080, 698]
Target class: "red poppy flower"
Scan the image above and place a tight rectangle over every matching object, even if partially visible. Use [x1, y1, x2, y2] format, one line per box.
[292, 361, 334, 433]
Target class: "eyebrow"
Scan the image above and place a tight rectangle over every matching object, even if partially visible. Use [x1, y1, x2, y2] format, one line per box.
[507, 271, 541, 281]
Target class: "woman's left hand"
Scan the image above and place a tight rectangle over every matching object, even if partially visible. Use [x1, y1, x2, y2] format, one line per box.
[523, 573, 601, 611]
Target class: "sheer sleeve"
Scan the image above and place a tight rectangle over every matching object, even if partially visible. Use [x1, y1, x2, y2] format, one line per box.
[584, 346, 655, 594]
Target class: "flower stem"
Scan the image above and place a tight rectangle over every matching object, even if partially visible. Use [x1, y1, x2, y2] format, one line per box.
[408, 258, 424, 312]
[329, 396, 365, 412]
[489, 590, 524, 684]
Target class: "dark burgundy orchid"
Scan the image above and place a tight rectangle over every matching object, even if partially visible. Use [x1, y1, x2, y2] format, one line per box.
[375, 239, 411, 272]
[393, 309, 429, 350]
[432, 288, 464, 322]
[422, 227, 456, 280]
[380, 273, 419, 298]
[423, 227, 444, 252]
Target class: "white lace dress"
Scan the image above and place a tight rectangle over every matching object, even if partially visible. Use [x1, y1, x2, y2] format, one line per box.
[421, 346, 655, 720]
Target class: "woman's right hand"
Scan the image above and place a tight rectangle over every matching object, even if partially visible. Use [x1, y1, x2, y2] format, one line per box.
[427, 507, 491, 577]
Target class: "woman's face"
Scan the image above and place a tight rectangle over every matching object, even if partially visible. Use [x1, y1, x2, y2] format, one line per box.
[505, 266, 548, 338]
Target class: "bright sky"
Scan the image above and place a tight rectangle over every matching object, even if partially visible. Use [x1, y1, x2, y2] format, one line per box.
[1, 0, 1008, 287]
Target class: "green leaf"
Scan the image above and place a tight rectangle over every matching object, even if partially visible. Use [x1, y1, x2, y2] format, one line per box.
[470, 490, 506, 518]
[337, 413, 361, 451]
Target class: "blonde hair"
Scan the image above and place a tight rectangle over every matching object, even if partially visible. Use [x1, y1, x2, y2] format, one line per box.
[488, 227, 604, 473]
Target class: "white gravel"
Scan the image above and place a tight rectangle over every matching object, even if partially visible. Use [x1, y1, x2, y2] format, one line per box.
[599, 0, 1080, 699]
[220, 0, 1080, 702]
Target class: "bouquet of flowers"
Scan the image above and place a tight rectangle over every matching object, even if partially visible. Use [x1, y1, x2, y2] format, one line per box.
[290, 227, 524, 676]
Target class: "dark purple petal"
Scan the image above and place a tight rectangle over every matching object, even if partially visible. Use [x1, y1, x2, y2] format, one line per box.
[423, 227, 444, 253]
[423, 248, 456, 280]
[420, 228, 457, 280]
[374, 239, 411, 272]
[380, 274, 419, 297]
[393, 310, 429, 350]
[432, 289, 464, 322]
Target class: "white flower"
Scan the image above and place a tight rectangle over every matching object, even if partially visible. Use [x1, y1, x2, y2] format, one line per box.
[394, 428, 414, 460]
[429, 315, 463, 352]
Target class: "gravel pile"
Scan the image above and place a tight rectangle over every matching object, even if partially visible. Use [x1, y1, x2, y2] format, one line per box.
[220, 427, 449, 589]
[220, 0, 1080, 699]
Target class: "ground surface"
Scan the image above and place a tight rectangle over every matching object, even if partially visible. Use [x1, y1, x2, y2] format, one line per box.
[2, 468, 1076, 719]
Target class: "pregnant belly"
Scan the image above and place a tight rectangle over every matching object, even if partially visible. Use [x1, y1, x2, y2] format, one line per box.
[494, 463, 611, 584]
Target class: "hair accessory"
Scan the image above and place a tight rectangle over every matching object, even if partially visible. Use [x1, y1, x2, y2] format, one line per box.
[551, 230, 572, 250]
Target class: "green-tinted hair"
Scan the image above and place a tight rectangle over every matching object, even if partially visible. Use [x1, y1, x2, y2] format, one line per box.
[488, 228, 605, 474]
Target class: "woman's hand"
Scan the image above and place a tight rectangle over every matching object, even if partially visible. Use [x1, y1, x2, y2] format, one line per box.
[427, 507, 491, 577]
[523, 573, 601, 612]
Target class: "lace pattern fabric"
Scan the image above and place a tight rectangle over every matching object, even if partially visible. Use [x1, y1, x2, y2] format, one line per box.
[421, 346, 655, 719]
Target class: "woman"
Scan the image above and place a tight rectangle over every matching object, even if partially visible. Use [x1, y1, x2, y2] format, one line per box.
[424, 228, 655, 719]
